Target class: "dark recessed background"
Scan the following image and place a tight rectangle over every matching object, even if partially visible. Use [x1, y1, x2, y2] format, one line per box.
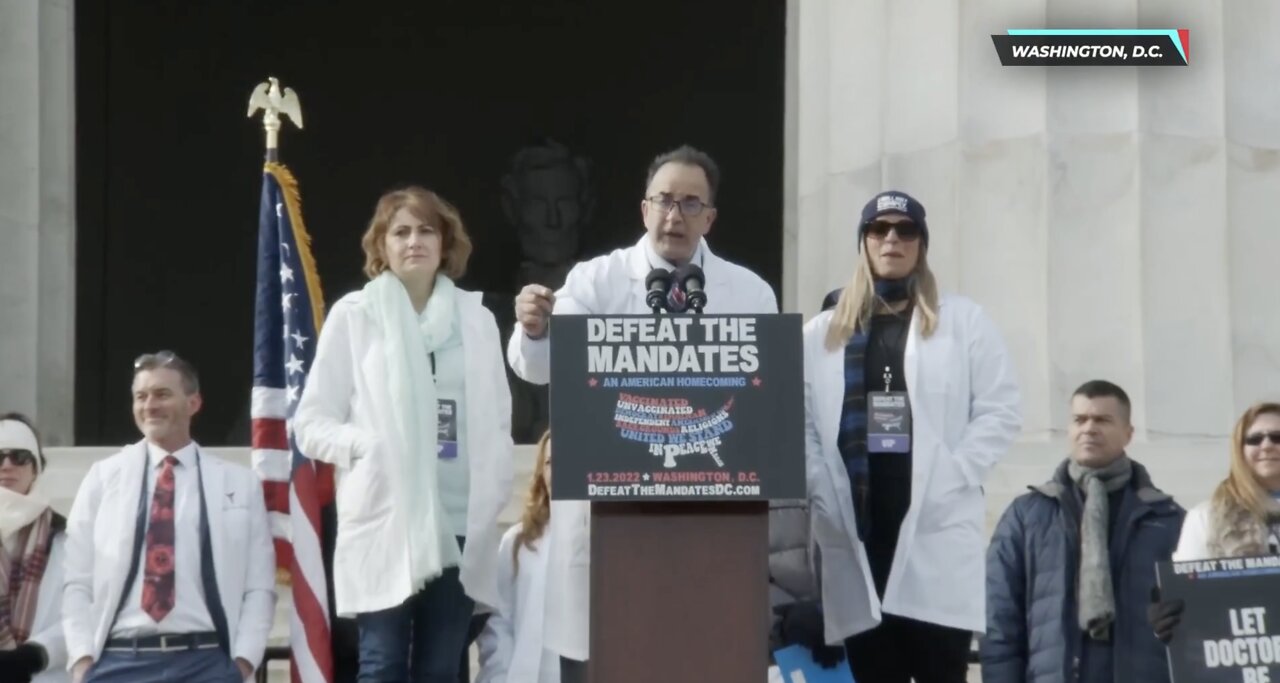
[75, 0, 785, 446]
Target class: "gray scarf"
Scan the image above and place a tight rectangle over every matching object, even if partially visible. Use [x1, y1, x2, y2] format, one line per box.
[1068, 456, 1133, 640]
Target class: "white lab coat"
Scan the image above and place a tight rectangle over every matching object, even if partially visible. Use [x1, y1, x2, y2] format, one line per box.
[1172, 501, 1215, 562]
[61, 443, 277, 669]
[294, 288, 513, 616]
[803, 294, 1021, 641]
[16, 528, 69, 683]
[506, 235, 778, 660]
[476, 524, 559, 683]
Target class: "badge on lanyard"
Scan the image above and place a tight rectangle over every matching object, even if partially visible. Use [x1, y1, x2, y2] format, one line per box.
[437, 399, 458, 460]
[867, 392, 911, 453]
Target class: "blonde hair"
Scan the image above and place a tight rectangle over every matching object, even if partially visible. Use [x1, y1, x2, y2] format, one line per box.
[1210, 402, 1280, 522]
[823, 247, 940, 351]
[360, 186, 473, 280]
[513, 430, 552, 573]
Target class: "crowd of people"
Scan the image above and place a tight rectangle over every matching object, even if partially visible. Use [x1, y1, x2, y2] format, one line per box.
[0, 144, 1276, 683]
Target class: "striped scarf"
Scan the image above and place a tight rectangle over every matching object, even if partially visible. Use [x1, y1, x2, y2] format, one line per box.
[834, 278, 913, 542]
[0, 509, 53, 648]
[837, 330, 872, 541]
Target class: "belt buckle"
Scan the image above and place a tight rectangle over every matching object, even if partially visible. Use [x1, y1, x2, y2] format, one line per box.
[159, 634, 180, 651]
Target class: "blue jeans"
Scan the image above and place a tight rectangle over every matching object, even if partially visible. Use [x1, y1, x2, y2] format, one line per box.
[357, 542, 475, 683]
[84, 647, 241, 683]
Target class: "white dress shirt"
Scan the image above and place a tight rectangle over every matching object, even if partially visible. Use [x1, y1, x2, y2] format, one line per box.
[110, 441, 216, 637]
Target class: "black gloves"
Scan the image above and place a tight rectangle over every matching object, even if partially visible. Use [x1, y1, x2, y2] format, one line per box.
[780, 600, 847, 669]
[1148, 586, 1185, 644]
[0, 642, 48, 683]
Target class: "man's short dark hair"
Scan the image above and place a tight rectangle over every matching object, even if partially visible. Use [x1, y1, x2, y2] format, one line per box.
[133, 350, 201, 395]
[645, 145, 721, 204]
[1072, 379, 1131, 420]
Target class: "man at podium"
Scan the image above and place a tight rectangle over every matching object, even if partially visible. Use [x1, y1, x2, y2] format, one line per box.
[506, 144, 778, 682]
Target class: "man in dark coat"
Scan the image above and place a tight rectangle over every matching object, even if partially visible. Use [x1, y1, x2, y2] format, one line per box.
[981, 380, 1184, 683]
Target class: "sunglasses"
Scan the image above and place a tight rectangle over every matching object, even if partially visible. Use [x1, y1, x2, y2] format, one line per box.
[134, 350, 177, 369]
[0, 449, 37, 468]
[864, 221, 922, 241]
[1244, 431, 1280, 447]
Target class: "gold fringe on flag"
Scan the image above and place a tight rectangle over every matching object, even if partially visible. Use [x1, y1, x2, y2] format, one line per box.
[265, 161, 327, 333]
[264, 161, 328, 589]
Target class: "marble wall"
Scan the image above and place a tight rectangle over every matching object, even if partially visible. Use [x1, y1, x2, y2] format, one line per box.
[783, 0, 1280, 469]
[0, 0, 76, 445]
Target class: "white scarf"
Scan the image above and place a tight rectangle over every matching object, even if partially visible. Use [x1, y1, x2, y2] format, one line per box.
[0, 486, 49, 541]
[362, 271, 462, 589]
[0, 419, 47, 540]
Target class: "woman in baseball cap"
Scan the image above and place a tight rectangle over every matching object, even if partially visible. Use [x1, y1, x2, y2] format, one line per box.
[802, 190, 1023, 682]
[0, 413, 69, 683]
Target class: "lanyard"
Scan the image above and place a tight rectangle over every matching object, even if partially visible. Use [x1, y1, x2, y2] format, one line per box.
[875, 312, 910, 392]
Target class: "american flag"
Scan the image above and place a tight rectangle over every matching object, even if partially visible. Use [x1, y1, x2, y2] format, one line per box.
[252, 162, 335, 683]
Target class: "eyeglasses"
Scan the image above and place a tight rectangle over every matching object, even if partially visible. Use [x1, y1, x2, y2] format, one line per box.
[134, 350, 177, 370]
[864, 221, 922, 241]
[0, 449, 37, 468]
[646, 195, 711, 217]
[1244, 431, 1280, 447]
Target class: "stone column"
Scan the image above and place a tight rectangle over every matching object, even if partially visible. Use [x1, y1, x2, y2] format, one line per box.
[784, 0, 1280, 510]
[0, 0, 76, 444]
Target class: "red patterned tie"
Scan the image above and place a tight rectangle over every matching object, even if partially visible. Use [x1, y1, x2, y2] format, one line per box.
[142, 455, 178, 621]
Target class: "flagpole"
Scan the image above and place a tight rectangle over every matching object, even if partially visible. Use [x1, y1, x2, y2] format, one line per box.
[247, 75, 337, 683]
[247, 76, 304, 162]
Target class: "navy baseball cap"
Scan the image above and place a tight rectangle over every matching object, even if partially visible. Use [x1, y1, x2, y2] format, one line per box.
[858, 191, 928, 250]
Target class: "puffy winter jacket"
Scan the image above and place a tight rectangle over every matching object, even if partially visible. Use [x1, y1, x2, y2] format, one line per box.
[980, 459, 1184, 683]
[768, 499, 818, 651]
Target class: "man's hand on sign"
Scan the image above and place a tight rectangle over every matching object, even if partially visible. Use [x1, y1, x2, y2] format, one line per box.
[1148, 585, 1186, 644]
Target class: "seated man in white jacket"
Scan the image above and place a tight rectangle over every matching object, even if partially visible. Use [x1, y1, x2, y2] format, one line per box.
[0, 413, 69, 683]
[508, 145, 778, 682]
[62, 352, 276, 683]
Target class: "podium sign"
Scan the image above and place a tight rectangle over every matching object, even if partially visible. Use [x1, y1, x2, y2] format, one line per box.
[550, 313, 805, 501]
[1157, 556, 1280, 683]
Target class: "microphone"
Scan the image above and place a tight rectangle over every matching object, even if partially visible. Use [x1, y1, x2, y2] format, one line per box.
[674, 264, 708, 313]
[645, 268, 673, 313]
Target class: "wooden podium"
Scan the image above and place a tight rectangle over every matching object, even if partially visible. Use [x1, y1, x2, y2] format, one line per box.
[589, 500, 769, 682]
[550, 314, 805, 683]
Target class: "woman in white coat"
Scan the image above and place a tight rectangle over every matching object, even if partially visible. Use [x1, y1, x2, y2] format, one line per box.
[1149, 402, 1280, 642]
[0, 413, 68, 683]
[477, 431, 559, 683]
[294, 186, 514, 683]
[804, 191, 1021, 683]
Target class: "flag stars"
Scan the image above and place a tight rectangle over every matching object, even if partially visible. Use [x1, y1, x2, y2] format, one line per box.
[276, 202, 284, 219]
[282, 292, 295, 311]
[290, 331, 309, 349]
[287, 385, 300, 403]
[281, 263, 294, 283]
[285, 354, 305, 375]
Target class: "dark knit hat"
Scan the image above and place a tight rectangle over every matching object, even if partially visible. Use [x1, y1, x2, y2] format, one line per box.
[858, 190, 928, 250]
